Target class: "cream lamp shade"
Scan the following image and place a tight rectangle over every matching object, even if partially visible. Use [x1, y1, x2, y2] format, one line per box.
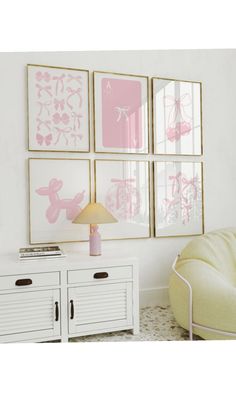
[73, 203, 117, 224]
[72, 203, 117, 256]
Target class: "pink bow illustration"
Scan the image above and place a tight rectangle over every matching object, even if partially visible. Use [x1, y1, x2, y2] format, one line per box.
[36, 118, 51, 131]
[36, 133, 52, 146]
[53, 74, 65, 95]
[37, 100, 51, 116]
[35, 71, 51, 83]
[36, 83, 52, 98]
[66, 87, 82, 109]
[71, 112, 83, 130]
[164, 94, 192, 127]
[54, 98, 65, 111]
[52, 113, 70, 125]
[36, 178, 85, 223]
[54, 127, 71, 145]
[67, 74, 82, 85]
[71, 133, 83, 146]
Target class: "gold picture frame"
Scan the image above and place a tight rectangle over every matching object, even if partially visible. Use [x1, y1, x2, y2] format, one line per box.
[93, 71, 150, 154]
[27, 64, 90, 153]
[94, 158, 151, 240]
[152, 76, 203, 156]
[29, 158, 91, 244]
[153, 161, 204, 238]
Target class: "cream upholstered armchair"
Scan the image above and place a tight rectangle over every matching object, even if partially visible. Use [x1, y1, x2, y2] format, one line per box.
[169, 228, 236, 340]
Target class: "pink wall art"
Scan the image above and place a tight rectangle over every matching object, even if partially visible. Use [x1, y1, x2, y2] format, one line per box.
[28, 65, 89, 152]
[152, 78, 202, 155]
[29, 158, 90, 244]
[154, 161, 204, 237]
[94, 72, 149, 154]
[95, 160, 150, 239]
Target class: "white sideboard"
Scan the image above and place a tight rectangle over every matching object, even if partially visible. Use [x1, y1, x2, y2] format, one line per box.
[0, 253, 139, 343]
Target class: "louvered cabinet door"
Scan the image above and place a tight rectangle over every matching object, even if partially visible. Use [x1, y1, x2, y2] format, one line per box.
[0, 289, 60, 343]
[68, 283, 133, 335]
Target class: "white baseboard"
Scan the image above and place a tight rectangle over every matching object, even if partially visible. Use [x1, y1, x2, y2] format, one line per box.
[139, 286, 169, 308]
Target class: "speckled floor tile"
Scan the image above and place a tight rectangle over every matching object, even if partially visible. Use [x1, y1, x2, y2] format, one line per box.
[70, 305, 198, 342]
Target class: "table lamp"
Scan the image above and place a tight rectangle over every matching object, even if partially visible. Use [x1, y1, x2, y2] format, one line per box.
[72, 202, 117, 256]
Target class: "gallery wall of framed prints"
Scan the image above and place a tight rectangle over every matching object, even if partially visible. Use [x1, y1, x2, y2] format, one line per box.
[27, 63, 204, 243]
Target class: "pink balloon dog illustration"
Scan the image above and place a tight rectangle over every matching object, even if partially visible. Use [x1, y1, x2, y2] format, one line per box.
[105, 178, 140, 220]
[164, 94, 192, 142]
[36, 178, 85, 223]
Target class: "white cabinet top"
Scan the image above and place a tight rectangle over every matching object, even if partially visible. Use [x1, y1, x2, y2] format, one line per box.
[0, 251, 138, 275]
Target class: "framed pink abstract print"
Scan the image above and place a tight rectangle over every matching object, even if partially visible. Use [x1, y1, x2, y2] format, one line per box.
[27, 64, 90, 152]
[94, 71, 149, 154]
[154, 161, 204, 237]
[95, 160, 150, 239]
[29, 158, 90, 244]
[152, 77, 202, 155]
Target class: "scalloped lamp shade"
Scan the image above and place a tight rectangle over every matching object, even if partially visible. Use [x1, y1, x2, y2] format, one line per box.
[72, 203, 117, 256]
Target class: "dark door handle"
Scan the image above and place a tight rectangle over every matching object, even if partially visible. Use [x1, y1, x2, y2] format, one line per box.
[55, 301, 59, 322]
[93, 272, 108, 279]
[15, 278, 32, 286]
[70, 300, 74, 320]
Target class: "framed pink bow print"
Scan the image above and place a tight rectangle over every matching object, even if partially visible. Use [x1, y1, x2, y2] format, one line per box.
[27, 64, 90, 152]
[95, 159, 150, 239]
[152, 77, 203, 155]
[29, 158, 91, 244]
[154, 161, 204, 237]
[94, 71, 149, 154]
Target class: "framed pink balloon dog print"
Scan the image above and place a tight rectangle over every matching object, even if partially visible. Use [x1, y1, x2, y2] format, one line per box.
[29, 158, 91, 244]
[95, 160, 150, 239]
[27, 64, 90, 152]
[154, 161, 204, 237]
[93, 71, 149, 154]
[152, 77, 203, 155]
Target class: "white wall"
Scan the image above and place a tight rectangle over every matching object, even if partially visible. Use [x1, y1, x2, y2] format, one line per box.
[0, 50, 236, 305]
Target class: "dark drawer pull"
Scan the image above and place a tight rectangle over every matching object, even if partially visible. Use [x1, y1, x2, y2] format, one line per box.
[93, 272, 109, 279]
[15, 278, 32, 286]
[55, 301, 59, 322]
[70, 300, 74, 320]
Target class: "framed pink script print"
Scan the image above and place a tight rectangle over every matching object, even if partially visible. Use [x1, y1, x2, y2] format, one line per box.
[29, 158, 91, 244]
[95, 160, 150, 239]
[152, 77, 202, 155]
[27, 64, 90, 152]
[94, 72, 149, 154]
[154, 161, 204, 237]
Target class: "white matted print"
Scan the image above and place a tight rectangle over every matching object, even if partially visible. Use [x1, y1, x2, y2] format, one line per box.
[152, 78, 202, 155]
[29, 159, 90, 244]
[95, 160, 150, 239]
[94, 72, 149, 154]
[154, 161, 204, 237]
[28, 65, 89, 152]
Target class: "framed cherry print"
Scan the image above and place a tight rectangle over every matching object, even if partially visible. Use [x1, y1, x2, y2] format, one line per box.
[154, 161, 204, 237]
[94, 71, 149, 154]
[29, 158, 91, 244]
[95, 159, 150, 239]
[152, 77, 203, 155]
[27, 64, 90, 152]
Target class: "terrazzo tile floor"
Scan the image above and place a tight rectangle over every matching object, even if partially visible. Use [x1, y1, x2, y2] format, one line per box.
[70, 305, 201, 342]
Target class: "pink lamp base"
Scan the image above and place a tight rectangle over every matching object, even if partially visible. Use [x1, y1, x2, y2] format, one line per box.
[89, 224, 101, 256]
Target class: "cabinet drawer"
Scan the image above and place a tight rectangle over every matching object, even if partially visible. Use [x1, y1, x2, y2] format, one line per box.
[0, 272, 60, 291]
[67, 266, 133, 285]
